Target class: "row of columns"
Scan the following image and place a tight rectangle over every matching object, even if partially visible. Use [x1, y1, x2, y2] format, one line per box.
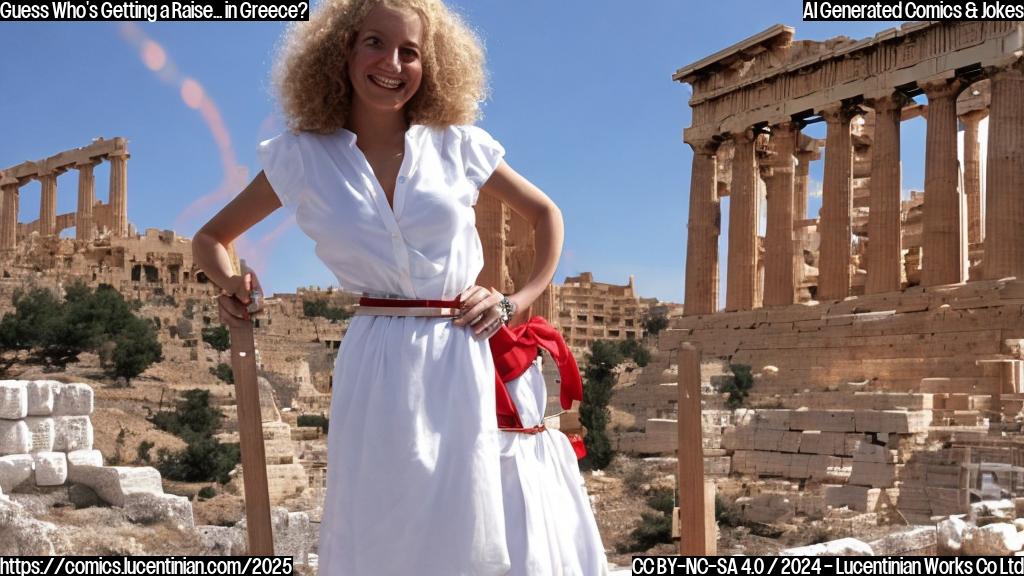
[684, 61, 1024, 316]
[0, 152, 128, 252]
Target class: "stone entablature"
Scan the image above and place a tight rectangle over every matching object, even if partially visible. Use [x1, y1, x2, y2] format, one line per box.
[677, 22, 1024, 315]
[2, 137, 130, 250]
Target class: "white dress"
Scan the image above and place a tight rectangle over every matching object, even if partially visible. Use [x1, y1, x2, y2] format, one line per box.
[259, 124, 511, 576]
[500, 360, 610, 576]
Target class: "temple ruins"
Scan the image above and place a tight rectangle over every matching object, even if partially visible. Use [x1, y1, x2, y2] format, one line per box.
[619, 21, 1024, 529]
[1, 137, 130, 249]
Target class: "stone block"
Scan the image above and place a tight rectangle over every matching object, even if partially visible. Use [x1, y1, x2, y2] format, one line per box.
[0, 454, 34, 492]
[937, 516, 968, 555]
[789, 410, 856, 432]
[54, 416, 93, 452]
[22, 417, 54, 453]
[0, 420, 30, 456]
[868, 526, 936, 555]
[779, 431, 802, 453]
[25, 381, 57, 416]
[781, 537, 873, 556]
[963, 523, 1023, 555]
[66, 449, 103, 469]
[32, 452, 67, 486]
[825, 485, 880, 512]
[755, 410, 791, 430]
[67, 465, 163, 507]
[124, 492, 194, 530]
[53, 383, 93, 416]
[0, 381, 27, 420]
[848, 462, 897, 488]
[852, 443, 897, 463]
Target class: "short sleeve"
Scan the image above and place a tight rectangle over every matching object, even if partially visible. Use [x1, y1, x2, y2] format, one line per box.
[257, 131, 306, 210]
[459, 125, 506, 191]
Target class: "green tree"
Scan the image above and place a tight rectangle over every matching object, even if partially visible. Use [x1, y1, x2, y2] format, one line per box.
[643, 313, 669, 337]
[201, 325, 231, 352]
[303, 299, 353, 321]
[112, 317, 163, 386]
[579, 340, 623, 470]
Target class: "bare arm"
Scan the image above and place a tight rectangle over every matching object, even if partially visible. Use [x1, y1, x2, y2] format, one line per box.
[192, 170, 282, 306]
[479, 161, 564, 317]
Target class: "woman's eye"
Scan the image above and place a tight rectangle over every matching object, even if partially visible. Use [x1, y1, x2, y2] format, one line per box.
[364, 36, 382, 47]
[400, 48, 419, 61]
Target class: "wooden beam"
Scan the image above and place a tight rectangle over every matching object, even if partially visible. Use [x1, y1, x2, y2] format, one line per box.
[677, 343, 716, 555]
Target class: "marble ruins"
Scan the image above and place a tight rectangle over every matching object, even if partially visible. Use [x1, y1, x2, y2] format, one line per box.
[614, 21, 1024, 530]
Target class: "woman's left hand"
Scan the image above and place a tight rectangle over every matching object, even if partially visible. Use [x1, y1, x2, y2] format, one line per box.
[454, 285, 507, 340]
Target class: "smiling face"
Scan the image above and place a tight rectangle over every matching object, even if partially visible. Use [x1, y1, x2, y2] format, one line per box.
[347, 4, 424, 118]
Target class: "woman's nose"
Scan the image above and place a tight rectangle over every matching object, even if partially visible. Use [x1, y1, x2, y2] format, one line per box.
[379, 49, 401, 72]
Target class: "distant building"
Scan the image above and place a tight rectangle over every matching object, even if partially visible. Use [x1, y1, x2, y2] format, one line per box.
[555, 272, 647, 350]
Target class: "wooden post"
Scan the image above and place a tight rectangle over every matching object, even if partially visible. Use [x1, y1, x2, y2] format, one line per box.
[677, 343, 716, 555]
[228, 318, 274, 555]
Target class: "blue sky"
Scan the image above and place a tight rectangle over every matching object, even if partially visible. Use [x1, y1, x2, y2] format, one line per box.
[0, 3, 919, 302]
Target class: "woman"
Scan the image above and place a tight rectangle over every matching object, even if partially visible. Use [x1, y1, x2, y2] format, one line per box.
[193, 0, 600, 574]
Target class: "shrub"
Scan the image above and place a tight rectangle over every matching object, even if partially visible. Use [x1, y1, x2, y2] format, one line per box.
[643, 314, 669, 336]
[198, 486, 217, 499]
[201, 325, 231, 352]
[148, 389, 239, 484]
[297, 414, 329, 434]
[137, 440, 155, 463]
[724, 364, 754, 410]
[209, 363, 234, 384]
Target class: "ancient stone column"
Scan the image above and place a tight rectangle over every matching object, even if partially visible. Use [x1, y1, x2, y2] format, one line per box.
[474, 192, 507, 290]
[684, 139, 720, 316]
[818, 105, 856, 301]
[108, 140, 129, 238]
[961, 109, 987, 246]
[984, 62, 1024, 280]
[726, 129, 758, 311]
[794, 148, 814, 221]
[0, 183, 18, 251]
[921, 77, 967, 286]
[76, 161, 97, 242]
[762, 122, 797, 307]
[38, 171, 57, 237]
[865, 93, 906, 294]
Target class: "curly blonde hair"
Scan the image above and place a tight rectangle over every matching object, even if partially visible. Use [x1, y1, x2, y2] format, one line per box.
[272, 0, 488, 133]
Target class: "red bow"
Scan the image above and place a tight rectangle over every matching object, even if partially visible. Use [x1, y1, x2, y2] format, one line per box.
[489, 316, 583, 429]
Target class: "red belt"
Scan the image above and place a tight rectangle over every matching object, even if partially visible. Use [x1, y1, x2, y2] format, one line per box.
[354, 296, 461, 318]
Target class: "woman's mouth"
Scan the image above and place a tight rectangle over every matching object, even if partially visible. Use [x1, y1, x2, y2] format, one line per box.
[369, 74, 404, 90]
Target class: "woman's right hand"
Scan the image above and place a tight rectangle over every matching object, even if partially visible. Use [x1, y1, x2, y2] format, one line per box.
[217, 272, 261, 328]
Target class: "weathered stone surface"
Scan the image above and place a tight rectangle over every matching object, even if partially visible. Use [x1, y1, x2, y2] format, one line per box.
[66, 449, 103, 469]
[0, 497, 56, 555]
[0, 381, 28, 420]
[963, 522, 1024, 556]
[53, 415, 93, 452]
[53, 383, 93, 417]
[32, 452, 67, 487]
[124, 492, 194, 530]
[236, 506, 316, 564]
[868, 526, 936, 555]
[937, 516, 968, 555]
[66, 465, 162, 507]
[26, 381, 57, 416]
[781, 537, 873, 556]
[0, 455, 33, 493]
[197, 525, 246, 556]
[22, 417, 54, 453]
[0, 420, 30, 456]
[970, 500, 1015, 522]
